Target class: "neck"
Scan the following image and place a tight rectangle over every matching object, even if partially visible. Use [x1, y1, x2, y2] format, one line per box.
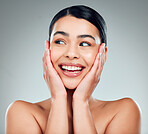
[66, 88, 74, 118]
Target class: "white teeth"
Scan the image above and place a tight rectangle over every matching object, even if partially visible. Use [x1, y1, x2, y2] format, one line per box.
[65, 70, 80, 73]
[61, 65, 82, 71]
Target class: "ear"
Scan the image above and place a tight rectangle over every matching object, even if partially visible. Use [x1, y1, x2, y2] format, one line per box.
[104, 46, 108, 62]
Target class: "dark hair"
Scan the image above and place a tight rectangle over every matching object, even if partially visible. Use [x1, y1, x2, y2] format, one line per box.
[49, 5, 107, 46]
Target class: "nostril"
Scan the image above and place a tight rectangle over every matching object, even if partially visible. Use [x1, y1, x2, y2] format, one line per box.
[64, 47, 80, 59]
[65, 55, 78, 59]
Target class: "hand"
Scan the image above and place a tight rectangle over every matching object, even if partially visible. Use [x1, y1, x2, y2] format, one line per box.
[42, 40, 67, 100]
[73, 43, 106, 102]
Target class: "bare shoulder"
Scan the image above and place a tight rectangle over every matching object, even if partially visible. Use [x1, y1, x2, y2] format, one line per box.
[102, 97, 141, 112]
[109, 97, 141, 120]
[94, 97, 141, 134]
[6, 99, 50, 134]
[113, 97, 140, 108]
[7, 100, 37, 112]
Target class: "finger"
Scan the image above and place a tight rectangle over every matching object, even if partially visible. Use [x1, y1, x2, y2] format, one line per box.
[96, 50, 105, 78]
[44, 41, 52, 66]
[42, 40, 54, 81]
[94, 56, 102, 81]
[42, 50, 46, 63]
[45, 47, 53, 70]
[91, 52, 101, 75]
[42, 41, 48, 62]
[42, 49, 50, 79]
[42, 58, 48, 80]
[43, 50, 48, 68]
[91, 43, 105, 74]
[99, 43, 105, 54]
[45, 40, 50, 50]
[95, 43, 105, 77]
[44, 43, 58, 77]
[43, 40, 50, 63]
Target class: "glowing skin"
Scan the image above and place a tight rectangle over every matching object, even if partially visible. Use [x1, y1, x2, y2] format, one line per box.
[50, 16, 101, 89]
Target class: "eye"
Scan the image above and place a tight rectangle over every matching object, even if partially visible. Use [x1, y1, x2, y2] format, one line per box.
[80, 42, 91, 47]
[54, 40, 65, 45]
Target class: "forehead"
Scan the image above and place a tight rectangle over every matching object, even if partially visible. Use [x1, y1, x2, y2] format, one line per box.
[52, 16, 100, 37]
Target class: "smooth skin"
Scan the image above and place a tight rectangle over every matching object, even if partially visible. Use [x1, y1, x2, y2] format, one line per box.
[6, 16, 141, 134]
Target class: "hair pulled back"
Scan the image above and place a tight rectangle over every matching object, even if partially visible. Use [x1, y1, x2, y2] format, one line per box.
[49, 5, 107, 46]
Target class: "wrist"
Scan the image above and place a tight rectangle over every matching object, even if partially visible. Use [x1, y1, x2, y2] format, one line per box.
[50, 97, 67, 110]
[72, 101, 89, 112]
[73, 95, 89, 103]
[51, 95, 67, 103]
[52, 92, 67, 99]
[72, 98, 89, 107]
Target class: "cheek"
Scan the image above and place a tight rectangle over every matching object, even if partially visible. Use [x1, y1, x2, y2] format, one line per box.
[81, 49, 98, 67]
[50, 47, 62, 64]
[88, 53, 96, 66]
[50, 49, 56, 63]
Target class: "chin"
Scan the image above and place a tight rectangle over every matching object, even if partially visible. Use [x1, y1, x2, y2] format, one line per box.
[64, 83, 78, 90]
[65, 86, 77, 90]
[62, 79, 80, 89]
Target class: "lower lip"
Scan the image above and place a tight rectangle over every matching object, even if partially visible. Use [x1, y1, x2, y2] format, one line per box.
[60, 68, 84, 77]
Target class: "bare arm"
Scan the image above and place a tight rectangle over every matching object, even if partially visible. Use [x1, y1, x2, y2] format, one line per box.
[73, 100, 97, 134]
[43, 40, 68, 133]
[44, 97, 68, 134]
[72, 43, 106, 134]
[72, 55, 101, 134]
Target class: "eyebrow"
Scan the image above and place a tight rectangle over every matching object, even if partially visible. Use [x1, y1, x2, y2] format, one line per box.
[53, 31, 96, 41]
[53, 31, 69, 37]
[77, 34, 95, 41]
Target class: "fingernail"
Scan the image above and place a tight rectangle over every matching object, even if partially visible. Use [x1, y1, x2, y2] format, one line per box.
[99, 53, 102, 57]
[102, 43, 105, 53]
[103, 43, 105, 49]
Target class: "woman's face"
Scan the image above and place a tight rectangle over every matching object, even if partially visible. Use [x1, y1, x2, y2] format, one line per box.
[50, 16, 102, 89]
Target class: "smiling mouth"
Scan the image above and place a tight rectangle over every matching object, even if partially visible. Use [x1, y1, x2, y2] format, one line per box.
[58, 64, 85, 77]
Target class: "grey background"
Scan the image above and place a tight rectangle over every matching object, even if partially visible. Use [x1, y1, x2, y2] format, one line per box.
[0, 0, 148, 133]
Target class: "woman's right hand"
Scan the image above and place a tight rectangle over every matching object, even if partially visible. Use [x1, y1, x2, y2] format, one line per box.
[42, 40, 67, 100]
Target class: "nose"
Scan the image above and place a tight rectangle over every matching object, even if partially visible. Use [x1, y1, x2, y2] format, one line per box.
[64, 45, 80, 60]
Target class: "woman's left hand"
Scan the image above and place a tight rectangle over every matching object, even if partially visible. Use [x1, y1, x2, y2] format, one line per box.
[73, 43, 106, 102]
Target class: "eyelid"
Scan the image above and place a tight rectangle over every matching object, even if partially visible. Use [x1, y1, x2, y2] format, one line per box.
[80, 41, 91, 46]
[54, 39, 65, 45]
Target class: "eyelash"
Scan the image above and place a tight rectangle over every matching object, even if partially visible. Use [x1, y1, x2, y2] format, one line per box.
[79, 42, 91, 47]
[54, 40, 91, 47]
[54, 40, 65, 45]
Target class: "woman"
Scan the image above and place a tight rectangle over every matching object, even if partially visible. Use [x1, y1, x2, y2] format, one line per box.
[6, 5, 141, 134]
